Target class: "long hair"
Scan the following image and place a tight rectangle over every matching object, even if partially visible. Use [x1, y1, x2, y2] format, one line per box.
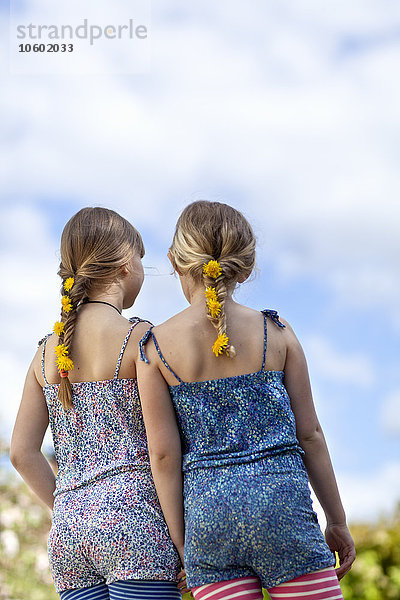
[169, 201, 256, 356]
[56, 207, 144, 409]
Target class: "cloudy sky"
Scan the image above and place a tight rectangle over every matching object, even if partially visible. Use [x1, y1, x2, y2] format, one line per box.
[1, 0, 399, 524]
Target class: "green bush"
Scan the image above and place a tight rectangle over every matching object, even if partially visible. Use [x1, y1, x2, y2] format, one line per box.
[0, 475, 58, 600]
[340, 506, 400, 600]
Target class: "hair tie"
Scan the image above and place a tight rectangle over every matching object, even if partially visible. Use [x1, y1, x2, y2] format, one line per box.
[60, 370, 69, 378]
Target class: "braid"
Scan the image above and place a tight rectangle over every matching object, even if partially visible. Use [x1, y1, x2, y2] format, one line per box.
[56, 275, 88, 410]
[203, 265, 236, 358]
[213, 276, 228, 337]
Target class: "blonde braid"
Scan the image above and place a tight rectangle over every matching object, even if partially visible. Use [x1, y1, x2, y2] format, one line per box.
[203, 263, 236, 358]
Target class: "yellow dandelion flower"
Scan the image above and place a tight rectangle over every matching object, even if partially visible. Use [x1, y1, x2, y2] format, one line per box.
[57, 356, 74, 372]
[205, 286, 217, 301]
[207, 298, 221, 318]
[64, 277, 74, 292]
[55, 344, 68, 358]
[53, 321, 65, 336]
[203, 260, 222, 279]
[61, 295, 73, 313]
[212, 333, 229, 357]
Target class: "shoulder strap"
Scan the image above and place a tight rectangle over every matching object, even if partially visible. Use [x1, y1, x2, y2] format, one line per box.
[114, 318, 149, 379]
[262, 309, 286, 329]
[139, 327, 183, 384]
[260, 309, 286, 371]
[129, 316, 153, 327]
[260, 311, 268, 371]
[38, 333, 52, 385]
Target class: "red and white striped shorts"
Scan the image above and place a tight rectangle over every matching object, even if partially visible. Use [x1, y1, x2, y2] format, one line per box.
[192, 567, 343, 600]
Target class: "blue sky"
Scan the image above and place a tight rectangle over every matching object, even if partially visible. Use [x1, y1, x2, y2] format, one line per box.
[1, 0, 399, 524]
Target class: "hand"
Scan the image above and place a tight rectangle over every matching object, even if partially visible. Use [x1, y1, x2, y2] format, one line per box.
[177, 568, 191, 596]
[175, 544, 191, 596]
[325, 523, 356, 580]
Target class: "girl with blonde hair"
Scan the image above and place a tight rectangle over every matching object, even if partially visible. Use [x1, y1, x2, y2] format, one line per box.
[138, 200, 355, 600]
[11, 207, 184, 600]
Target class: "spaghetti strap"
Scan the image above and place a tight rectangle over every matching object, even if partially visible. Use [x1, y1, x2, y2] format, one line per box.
[114, 318, 150, 379]
[260, 309, 286, 371]
[262, 309, 286, 329]
[260, 312, 268, 371]
[139, 328, 183, 384]
[38, 333, 52, 385]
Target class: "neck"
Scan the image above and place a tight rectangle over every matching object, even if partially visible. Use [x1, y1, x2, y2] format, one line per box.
[83, 288, 124, 314]
[187, 283, 235, 307]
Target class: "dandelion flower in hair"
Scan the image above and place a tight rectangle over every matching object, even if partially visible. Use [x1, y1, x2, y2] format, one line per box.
[212, 333, 229, 357]
[55, 344, 68, 358]
[203, 260, 222, 279]
[57, 355, 74, 373]
[55, 344, 74, 373]
[64, 277, 74, 292]
[53, 321, 65, 336]
[205, 286, 218, 301]
[207, 298, 221, 319]
[61, 295, 73, 313]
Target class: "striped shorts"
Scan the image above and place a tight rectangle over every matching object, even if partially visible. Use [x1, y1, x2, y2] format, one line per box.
[192, 567, 343, 600]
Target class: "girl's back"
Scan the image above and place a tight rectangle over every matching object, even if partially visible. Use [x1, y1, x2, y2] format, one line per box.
[40, 312, 150, 495]
[39, 307, 146, 384]
[147, 303, 288, 385]
[140, 306, 300, 475]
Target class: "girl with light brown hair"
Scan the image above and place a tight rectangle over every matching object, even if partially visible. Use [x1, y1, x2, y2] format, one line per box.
[137, 200, 355, 600]
[11, 207, 184, 600]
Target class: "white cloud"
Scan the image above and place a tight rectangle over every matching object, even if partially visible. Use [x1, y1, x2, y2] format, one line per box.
[338, 462, 400, 523]
[303, 335, 375, 387]
[0, 205, 60, 438]
[380, 390, 400, 437]
[1, 0, 399, 322]
[0, 350, 27, 441]
[311, 462, 400, 528]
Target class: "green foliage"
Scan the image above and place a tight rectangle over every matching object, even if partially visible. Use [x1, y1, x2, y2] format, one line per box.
[0, 475, 58, 600]
[1, 470, 399, 600]
[340, 506, 400, 600]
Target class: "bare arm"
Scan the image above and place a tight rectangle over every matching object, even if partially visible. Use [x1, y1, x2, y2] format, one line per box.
[283, 321, 355, 578]
[137, 340, 185, 565]
[10, 351, 56, 510]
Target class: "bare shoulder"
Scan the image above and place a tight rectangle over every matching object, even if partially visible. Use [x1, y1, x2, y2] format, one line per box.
[120, 317, 153, 360]
[278, 317, 303, 349]
[152, 307, 191, 337]
[128, 318, 153, 343]
[32, 335, 53, 387]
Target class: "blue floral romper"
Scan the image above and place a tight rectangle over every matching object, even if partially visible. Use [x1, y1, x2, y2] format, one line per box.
[139, 310, 335, 589]
[41, 318, 181, 593]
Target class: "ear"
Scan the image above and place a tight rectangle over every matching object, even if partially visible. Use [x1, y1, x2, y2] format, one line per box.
[237, 272, 250, 284]
[120, 263, 130, 276]
[167, 251, 182, 276]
